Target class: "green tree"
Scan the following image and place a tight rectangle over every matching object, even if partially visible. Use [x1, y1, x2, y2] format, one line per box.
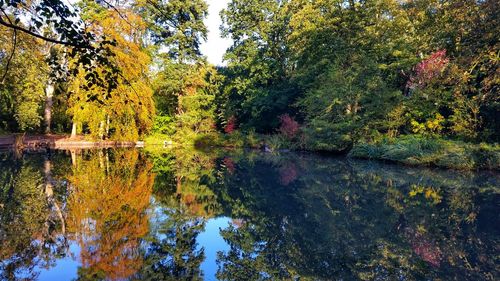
[298, 55, 401, 151]
[0, 27, 48, 132]
[219, 0, 298, 132]
[212, 152, 499, 280]
[0, 154, 67, 280]
[0, 0, 122, 98]
[138, 0, 208, 62]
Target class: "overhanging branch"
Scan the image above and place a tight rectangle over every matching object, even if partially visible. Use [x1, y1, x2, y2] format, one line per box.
[0, 12, 91, 49]
[0, 9, 16, 83]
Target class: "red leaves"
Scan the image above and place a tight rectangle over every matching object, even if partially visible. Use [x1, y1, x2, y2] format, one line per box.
[222, 157, 236, 174]
[408, 50, 449, 89]
[406, 228, 443, 267]
[412, 237, 442, 267]
[279, 162, 298, 186]
[278, 114, 300, 139]
[224, 116, 237, 134]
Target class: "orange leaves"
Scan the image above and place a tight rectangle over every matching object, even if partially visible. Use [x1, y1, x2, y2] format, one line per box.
[67, 150, 155, 279]
[67, 4, 155, 140]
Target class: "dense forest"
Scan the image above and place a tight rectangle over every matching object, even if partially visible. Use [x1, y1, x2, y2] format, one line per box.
[0, 0, 498, 167]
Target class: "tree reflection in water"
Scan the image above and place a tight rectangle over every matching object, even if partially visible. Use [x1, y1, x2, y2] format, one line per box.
[0, 152, 68, 281]
[0, 149, 498, 280]
[213, 152, 499, 281]
[67, 149, 154, 280]
[137, 149, 220, 280]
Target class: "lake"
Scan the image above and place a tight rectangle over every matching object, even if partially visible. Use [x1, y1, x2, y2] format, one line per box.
[0, 148, 498, 280]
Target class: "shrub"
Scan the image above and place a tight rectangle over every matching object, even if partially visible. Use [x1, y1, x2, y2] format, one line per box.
[152, 115, 175, 135]
[407, 50, 449, 90]
[194, 133, 223, 148]
[224, 116, 237, 134]
[244, 129, 261, 148]
[266, 134, 287, 151]
[279, 162, 298, 186]
[222, 130, 246, 148]
[278, 114, 300, 139]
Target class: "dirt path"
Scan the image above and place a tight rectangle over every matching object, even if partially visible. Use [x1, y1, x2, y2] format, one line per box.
[0, 134, 143, 149]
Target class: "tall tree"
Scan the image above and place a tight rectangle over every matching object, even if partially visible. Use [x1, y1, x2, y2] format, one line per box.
[0, 26, 48, 132]
[67, 0, 155, 140]
[143, 0, 215, 142]
[138, 0, 208, 62]
[219, 0, 297, 131]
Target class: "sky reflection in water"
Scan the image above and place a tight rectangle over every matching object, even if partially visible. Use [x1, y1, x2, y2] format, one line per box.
[0, 149, 498, 280]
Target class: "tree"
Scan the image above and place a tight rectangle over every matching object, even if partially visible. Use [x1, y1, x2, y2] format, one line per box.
[138, 0, 208, 62]
[0, 0, 121, 96]
[174, 64, 220, 141]
[68, 150, 154, 280]
[219, 0, 298, 132]
[412, 0, 499, 141]
[139, 206, 206, 281]
[0, 26, 48, 132]
[218, 0, 499, 146]
[138, 148, 222, 280]
[67, 0, 155, 140]
[0, 154, 68, 280]
[212, 152, 499, 280]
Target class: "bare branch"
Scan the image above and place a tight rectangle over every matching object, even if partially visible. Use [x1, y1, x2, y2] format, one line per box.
[99, 0, 133, 27]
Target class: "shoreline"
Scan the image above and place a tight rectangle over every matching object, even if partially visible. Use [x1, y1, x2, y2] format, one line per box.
[190, 133, 500, 171]
[2, 133, 498, 171]
[0, 134, 144, 150]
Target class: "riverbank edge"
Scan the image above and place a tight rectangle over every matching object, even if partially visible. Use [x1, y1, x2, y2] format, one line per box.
[164, 133, 499, 171]
[3, 133, 498, 171]
[348, 137, 500, 171]
[0, 134, 144, 150]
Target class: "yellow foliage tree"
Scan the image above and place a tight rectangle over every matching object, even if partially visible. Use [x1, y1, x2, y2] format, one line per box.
[67, 149, 155, 279]
[68, 2, 155, 140]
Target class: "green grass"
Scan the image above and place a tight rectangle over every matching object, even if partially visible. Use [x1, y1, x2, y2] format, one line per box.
[193, 131, 304, 152]
[349, 135, 500, 170]
[144, 134, 173, 145]
[146, 131, 500, 170]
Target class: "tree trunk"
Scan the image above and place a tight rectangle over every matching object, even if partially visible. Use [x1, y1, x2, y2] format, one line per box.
[44, 159, 66, 235]
[71, 122, 77, 138]
[70, 149, 77, 166]
[99, 121, 105, 140]
[44, 84, 54, 134]
[105, 115, 110, 139]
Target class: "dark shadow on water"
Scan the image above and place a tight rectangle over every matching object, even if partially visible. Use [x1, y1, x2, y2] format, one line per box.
[0, 149, 498, 280]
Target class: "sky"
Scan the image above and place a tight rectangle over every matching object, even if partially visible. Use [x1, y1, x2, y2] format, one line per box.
[200, 0, 233, 66]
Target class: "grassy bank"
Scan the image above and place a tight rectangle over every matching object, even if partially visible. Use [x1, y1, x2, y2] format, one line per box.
[144, 132, 500, 170]
[145, 131, 299, 151]
[349, 136, 500, 170]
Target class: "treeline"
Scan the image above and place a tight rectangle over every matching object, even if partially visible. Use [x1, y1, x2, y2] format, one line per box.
[0, 0, 211, 140]
[217, 0, 499, 151]
[0, 0, 498, 153]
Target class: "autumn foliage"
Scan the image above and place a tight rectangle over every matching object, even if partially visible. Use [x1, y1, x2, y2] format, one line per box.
[279, 162, 298, 186]
[224, 116, 237, 134]
[67, 150, 154, 280]
[407, 50, 449, 89]
[278, 114, 300, 139]
[222, 157, 236, 174]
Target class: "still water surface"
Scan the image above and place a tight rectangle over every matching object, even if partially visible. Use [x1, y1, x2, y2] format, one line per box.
[0, 149, 498, 280]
